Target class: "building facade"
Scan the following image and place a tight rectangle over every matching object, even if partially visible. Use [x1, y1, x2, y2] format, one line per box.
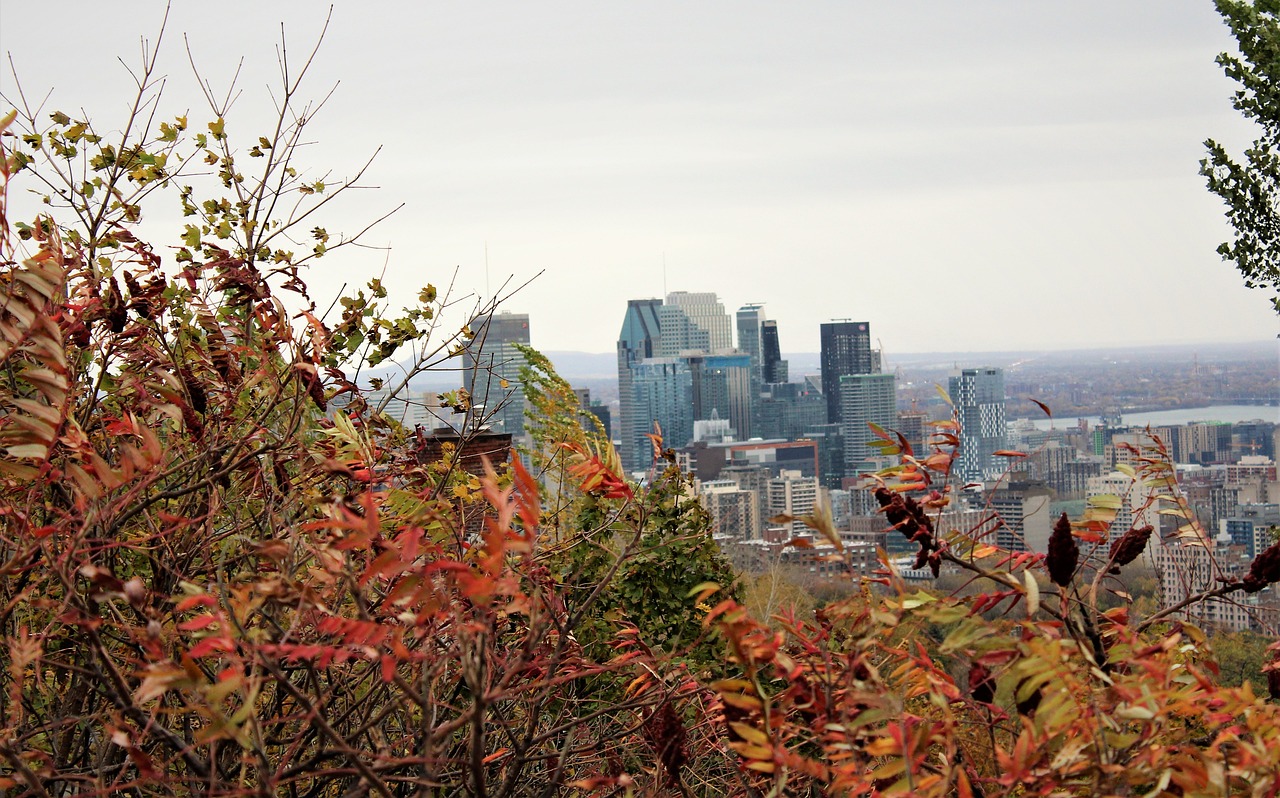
[463, 311, 531, 440]
[617, 299, 663, 472]
[949, 367, 1007, 484]
[820, 321, 874, 424]
[838, 372, 897, 475]
[657, 291, 732, 356]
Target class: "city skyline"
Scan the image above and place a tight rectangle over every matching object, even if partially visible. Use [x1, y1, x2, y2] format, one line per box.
[2, 2, 1277, 356]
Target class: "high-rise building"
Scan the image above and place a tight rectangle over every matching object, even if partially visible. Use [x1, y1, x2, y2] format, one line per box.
[617, 299, 663, 472]
[658, 291, 732, 356]
[948, 367, 1007, 484]
[629, 358, 694, 463]
[735, 304, 765, 372]
[736, 304, 766, 438]
[687, 353, 752, 440]
[820, 321, 874, 424]
[839, 373, 897, 475]
[463, 311, 531, 440]
[760, 320, 788, 384]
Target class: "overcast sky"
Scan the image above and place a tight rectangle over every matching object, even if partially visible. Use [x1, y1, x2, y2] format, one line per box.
[2, 1, 1278, 355]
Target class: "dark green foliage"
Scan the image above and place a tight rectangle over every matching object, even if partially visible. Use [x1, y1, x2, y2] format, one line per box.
[1203, 0, 1280, 313]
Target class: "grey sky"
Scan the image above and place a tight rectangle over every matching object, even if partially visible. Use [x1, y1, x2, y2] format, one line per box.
[2, 1, 1277, 354]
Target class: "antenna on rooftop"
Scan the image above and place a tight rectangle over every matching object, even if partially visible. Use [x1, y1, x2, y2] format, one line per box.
[662, 253, 667, 299]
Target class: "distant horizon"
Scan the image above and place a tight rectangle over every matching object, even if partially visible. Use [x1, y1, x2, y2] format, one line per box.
[535, 337, 1278, 359]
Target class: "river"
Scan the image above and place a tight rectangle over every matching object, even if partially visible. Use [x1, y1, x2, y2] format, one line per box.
[1022, 404, 1278, 430]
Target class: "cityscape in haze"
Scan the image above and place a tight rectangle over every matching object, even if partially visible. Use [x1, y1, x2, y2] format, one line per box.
[378, 286, 1277, 635]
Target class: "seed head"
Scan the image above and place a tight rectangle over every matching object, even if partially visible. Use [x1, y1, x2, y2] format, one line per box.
[1046, 512, 1078, 587]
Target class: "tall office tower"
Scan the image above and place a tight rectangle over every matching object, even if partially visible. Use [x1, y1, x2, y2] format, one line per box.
[736, 304, 766, 438]
[760, 320, 788, 384]
[687, 352, 752, 439]
[658, 291, 732, 356]
[617, 299, 663, 472]
[820, 321, 874, 424]
[463, 311, 531, 439]
[948, 367, 1008, 484]
[629, 359, 694, 463]
[839, 373, 897, 475]
[735, 304, 765, 370]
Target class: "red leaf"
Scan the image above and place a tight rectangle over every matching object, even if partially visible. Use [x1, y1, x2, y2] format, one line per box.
[178, 614, 219, 631]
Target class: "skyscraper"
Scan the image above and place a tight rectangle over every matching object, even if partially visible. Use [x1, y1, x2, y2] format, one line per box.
[760, 320, 788, 384]
[736, 304, 766, 438]
[687, 352, 752, 438]
[617, 299, 662, 472]
[949, 367, 1008, 484]
[658, 291, 732, 356]
[630, 358, 694, 462]
[820, 321, 874, 424]
[838, 372, 897, 475]
[463, 311, 531, 439]
[735, 304, 765, 371]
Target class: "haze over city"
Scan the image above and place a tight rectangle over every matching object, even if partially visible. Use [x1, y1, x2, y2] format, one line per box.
[2, 1, 1278, 355]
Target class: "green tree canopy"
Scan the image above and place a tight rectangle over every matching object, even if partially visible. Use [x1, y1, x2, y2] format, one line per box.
[1203, 0, 1280, 313]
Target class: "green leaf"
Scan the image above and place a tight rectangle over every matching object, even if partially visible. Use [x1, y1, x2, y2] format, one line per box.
[1088, 493, 1123, 510]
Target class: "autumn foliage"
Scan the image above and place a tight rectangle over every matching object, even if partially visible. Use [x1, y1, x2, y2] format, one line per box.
[4, 23, 1280, 798]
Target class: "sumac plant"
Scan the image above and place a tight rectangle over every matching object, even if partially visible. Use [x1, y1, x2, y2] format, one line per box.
[696, 409, 1280, 796]
[0, 26, 729, 797]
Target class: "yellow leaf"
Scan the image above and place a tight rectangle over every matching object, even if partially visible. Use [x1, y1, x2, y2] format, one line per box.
[720, 692, 764, 711]
[1088, 494, 1123, 510]
[864, 736, 900, 756]
[729, 742, 774, 760]
[729, 722, 770, 746]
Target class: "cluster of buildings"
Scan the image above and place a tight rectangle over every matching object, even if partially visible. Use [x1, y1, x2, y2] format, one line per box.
[355, 295, 1280, 633]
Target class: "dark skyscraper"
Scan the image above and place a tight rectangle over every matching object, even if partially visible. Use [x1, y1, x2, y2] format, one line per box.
[819, 321, 873, 424]
[760, 320, 787, 384]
